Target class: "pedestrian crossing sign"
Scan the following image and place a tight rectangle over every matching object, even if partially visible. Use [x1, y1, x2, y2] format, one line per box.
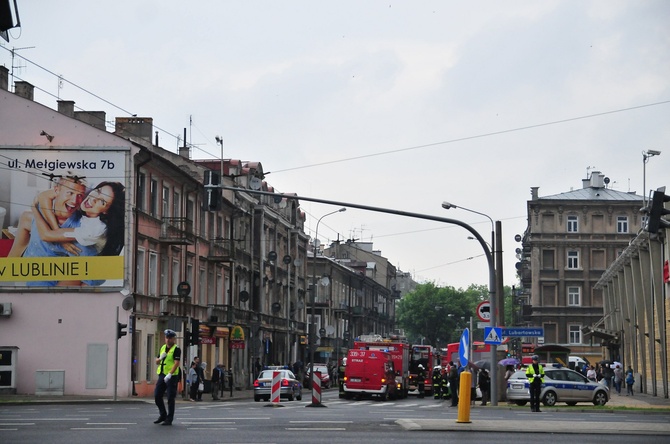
[484, 326, 503, 345]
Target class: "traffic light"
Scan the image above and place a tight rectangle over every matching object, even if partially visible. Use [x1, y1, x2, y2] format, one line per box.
[202, 170, 221, 211]
[645, 187, 670, 234]
[117, 322, 128, 339]
[189, 318, 200, 346]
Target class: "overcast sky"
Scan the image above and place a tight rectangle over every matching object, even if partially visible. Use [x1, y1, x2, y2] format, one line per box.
[2, 0, 669, 290]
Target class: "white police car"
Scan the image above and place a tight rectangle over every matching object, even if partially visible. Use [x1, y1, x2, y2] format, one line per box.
[506, 365, 609, 406]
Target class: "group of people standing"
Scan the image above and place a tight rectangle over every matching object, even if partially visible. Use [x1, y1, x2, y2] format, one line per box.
[431, 361, 491, 407]
[585, 362, 636, 395]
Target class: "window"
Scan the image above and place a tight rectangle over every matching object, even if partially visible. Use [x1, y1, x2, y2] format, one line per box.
[162, 186, 170, 218]
[569, 325, 582, 344]
[567, 286, 581, 306]
[567, 250, 580, 269]
[136, 249, 146, 294]
[137, 172, 146, 211]
[160, 256, 169, 295]
[542, 249, 555, 270]
[150, 179, 158, 216]
[148, 251, 158, 296]
[173, 191, 181, 218]
[567, 215, 578, 233]
[617, 216, 629, 233]
[172, 260, 180, 295]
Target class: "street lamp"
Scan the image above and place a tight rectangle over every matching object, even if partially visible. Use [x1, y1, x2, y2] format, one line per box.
[442, 201, 500, 406]
[642, 150, 661, 224]
[308, 207, 346, 406]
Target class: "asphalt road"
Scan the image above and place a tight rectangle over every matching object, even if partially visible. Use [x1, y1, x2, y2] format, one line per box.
[1, 390, 669, 443]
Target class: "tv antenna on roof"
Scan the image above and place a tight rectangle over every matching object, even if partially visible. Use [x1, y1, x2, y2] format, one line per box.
[586, 166, 596, 178]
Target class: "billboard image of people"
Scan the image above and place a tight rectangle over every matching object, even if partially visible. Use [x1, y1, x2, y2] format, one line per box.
[0, 149, 127, 288]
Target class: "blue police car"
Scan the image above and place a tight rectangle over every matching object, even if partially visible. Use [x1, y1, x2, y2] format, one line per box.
[506, 366, 609, 406]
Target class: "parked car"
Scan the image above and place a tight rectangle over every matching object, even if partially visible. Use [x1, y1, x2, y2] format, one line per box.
[506, 366, 609, 406]
[253, 368, 302, 402]
[305, 363, 332, 388]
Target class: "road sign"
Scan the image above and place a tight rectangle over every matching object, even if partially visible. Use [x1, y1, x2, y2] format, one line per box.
[502, 327, 544, 337]
[458, 328, 469, 366]
[476, 301, 491, 322]
[483, 327, 503, 345]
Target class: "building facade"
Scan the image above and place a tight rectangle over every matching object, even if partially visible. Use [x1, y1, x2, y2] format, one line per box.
[520, 171, 644, 363]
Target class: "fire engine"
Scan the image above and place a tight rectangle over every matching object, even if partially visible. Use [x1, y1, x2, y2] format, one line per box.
[353, 334, 410, 398]
[408, 344, 439, 396]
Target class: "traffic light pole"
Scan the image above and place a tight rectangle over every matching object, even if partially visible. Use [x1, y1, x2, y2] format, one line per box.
[114, 306, 119, 401]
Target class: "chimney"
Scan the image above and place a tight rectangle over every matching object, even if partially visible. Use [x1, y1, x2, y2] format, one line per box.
[14, 81, 34, 100]
[75, 111, 107, 131]
[589, 171, 604, 189]
[179, 128, 190, 158]
[57, 100, 75, 118]
[0, 66, 8, 91]
[530, 187, 539, 200]
[114, 117, 154, 144]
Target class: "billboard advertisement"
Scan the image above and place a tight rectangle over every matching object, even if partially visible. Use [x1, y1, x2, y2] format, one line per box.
[0, 148, 127, 288]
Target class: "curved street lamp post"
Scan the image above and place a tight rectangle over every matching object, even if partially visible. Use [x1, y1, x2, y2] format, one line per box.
[309, 207, 346, 406]
[442, 201, 500, 406]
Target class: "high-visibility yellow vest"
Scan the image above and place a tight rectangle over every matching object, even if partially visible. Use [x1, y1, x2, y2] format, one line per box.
[526, 363, 544, 383]
[157, 344, 180, 376]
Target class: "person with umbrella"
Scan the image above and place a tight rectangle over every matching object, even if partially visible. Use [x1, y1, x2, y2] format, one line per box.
[525, 355, 545, 412]
[478, 368, 490, 406]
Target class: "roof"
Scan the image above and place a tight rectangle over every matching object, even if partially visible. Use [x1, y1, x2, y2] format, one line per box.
[539, 187, 642, 202]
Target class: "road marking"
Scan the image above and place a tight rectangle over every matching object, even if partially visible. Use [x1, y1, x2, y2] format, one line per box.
[286, 427, 347, 431]
[289, 420, 353, 423]
[86, 422, 136, 425]
[71, 427, 127, 430]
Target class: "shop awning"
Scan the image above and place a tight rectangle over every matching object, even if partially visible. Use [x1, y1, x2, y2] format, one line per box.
[582, 326, 618, 341]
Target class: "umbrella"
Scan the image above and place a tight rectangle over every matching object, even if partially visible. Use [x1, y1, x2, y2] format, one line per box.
[473, 359, 491, 370]
[498, 357, 519, 366]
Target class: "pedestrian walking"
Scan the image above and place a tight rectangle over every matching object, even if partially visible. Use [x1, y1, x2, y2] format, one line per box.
[432, 366, 442, 399]
[154, 329, 181, 426]
[625, 366, 635, 396]
[211, 363, 223, 400]
[188, 361, 199, 401]
[613, 364, 623, 395]
[526, 355, 544, 412]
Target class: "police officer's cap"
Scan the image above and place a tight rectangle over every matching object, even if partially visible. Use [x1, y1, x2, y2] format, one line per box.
[164, 329, 177, 338]
[531, 355, 539, 361]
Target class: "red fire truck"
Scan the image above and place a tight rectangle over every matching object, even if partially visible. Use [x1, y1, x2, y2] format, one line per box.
[408, 344, 438, 396]
[342, 349, 397, 400]
[353, 334, 410, 398]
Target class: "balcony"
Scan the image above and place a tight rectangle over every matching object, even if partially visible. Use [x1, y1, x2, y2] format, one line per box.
[159, 217, 194, 245]
[208, 238, 235, 262]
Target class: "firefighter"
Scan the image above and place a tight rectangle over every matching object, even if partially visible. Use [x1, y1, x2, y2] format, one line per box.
[441, 367, 450, 400]
[417, 364, 426, 398]
[338, 357, 347, 398]
[432, 366, 442, 399]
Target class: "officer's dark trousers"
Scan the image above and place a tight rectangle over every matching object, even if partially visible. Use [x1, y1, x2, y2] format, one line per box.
[155, 374, 179, 422]
[529, 381, 542, 412]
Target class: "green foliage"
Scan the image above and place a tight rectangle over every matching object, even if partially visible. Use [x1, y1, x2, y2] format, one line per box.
[396, 282, 481, 347]
[396, 282, 517, 347]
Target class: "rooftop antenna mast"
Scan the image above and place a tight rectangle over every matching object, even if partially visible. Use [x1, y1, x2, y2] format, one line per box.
[10, 46, 34, 91]
[586, 165, 596, 178]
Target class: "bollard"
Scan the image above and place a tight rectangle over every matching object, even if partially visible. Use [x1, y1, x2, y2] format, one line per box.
[312, 371, 322, 405]
[456, 370, 472, 423]
[271, 371, 281, 404]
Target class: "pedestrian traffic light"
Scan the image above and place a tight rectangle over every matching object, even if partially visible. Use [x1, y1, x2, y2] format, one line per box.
[645, 187, 670, 234]
[189, 318, 200, 346]
[117, 322, 128, 339]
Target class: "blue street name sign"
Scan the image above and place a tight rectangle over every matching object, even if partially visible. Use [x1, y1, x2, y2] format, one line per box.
[501, 327, 544, 337]
[458, 327, 469, 367]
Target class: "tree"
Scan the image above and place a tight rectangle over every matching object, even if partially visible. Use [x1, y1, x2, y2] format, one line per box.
[396, 282, 481, 347]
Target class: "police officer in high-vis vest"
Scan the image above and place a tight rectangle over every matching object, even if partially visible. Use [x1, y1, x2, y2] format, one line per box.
[154, 329, 181, 425]
[525, 355, 545, 412]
